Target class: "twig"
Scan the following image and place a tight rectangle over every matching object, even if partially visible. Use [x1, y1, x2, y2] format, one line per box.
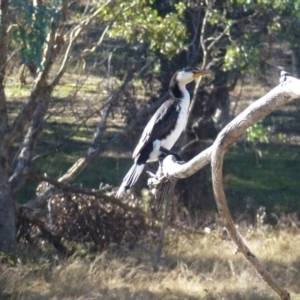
[50, 0, 111, 89]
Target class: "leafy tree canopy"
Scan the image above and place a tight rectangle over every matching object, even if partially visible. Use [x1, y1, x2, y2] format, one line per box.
[99, 0, 187, 57]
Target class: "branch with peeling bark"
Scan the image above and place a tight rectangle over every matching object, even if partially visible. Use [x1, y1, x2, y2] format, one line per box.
[149, 71, 297, 300]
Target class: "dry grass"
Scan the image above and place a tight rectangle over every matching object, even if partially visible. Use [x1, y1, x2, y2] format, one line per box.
[1, 226, 300, 300]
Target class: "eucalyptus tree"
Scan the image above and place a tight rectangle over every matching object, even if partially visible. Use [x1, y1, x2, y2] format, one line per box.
[0, 0, 188, 254]
[0, 0, 113, 254]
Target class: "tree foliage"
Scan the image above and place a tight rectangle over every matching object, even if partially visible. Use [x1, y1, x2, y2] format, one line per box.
[99, 0, 187, 56]
[221, 0, 300, 74]
[11, 0, 61, 71]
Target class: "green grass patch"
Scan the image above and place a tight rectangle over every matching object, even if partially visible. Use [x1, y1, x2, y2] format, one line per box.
[223, 143, 300, 214]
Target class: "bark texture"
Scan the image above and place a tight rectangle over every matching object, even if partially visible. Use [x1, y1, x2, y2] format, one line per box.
[0, 0, 17, 254]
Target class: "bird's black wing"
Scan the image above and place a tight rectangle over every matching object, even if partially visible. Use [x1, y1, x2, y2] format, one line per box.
[132, 99, 180, 160]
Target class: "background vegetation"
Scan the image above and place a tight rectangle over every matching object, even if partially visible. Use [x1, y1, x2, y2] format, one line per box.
[0, 0, 300, 299]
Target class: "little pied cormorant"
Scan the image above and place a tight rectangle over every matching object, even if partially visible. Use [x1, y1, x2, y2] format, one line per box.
[116, 67, 211, 198]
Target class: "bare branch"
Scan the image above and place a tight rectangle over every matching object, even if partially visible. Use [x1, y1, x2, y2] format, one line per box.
[50, 0, 111, 89]
[199, 7, 209, 56]
[81, 26, 109, 58]
[153, 71, 299, 299]
[188, 6, 257, 122]
[56, 61, 153, 184]
[32, 99, 109, 162]
[188, 7, 211, 120]
[161, 145, 213, 179]
[57, 99, 112, 184]
[210, 75, 294, 300]
[164, 72, 300, 181]
[206, 24, 231, 53]
[9, 93, 51, 194]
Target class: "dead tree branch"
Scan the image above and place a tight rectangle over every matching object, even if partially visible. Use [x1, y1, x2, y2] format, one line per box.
[9, 93, 51, 194]
[150, 71, 300, 299]
[50, 1, 111, 89]
[23, 174, 205, 238]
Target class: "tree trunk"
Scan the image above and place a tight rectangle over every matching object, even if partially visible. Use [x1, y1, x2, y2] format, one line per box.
[0, 166, 16, 254]
[292, 45, 300, 78]
[0, 0, 17, 254]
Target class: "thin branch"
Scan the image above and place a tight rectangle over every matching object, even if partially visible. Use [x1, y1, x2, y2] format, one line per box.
[200, 7, 209, 55]
[188, 6, 210, 120]
[50, 0, 111, 89]
[56, 61, 153, 184]
[32, 98, 110, 161]
[188, 6, 256, 122]
[206, 24, 231, 53]
[81, 26, 109, 58]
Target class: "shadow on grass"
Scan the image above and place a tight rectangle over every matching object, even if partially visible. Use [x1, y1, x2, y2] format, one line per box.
[1, 239, 298, 300]
[1, 286, 277, 300]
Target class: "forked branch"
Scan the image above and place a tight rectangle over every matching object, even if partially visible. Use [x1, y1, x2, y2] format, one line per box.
[151, 71, 300, 299]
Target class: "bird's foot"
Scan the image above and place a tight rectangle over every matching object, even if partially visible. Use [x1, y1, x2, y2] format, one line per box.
[147, 171, 169, 199]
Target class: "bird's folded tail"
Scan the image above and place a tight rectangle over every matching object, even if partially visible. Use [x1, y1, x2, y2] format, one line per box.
[115, 163, 145, 198]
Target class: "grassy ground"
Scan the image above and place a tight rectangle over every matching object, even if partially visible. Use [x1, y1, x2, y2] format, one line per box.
[223, 142, 300, 214]
[5, 70, 300, 299]
[1, 226, 300, 300]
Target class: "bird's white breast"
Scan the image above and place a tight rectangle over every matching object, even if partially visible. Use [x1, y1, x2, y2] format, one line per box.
[148, 89, 190, 161]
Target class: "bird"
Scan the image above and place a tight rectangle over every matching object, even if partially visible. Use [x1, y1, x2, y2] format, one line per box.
[116, 67, 211, 198]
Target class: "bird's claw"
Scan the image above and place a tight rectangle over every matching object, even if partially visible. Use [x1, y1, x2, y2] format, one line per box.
[147, 174, 167, 188]
[147, 172, 169, 199]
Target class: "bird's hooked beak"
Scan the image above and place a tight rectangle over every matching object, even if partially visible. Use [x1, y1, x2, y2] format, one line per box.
[192, 69, 211, 79]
